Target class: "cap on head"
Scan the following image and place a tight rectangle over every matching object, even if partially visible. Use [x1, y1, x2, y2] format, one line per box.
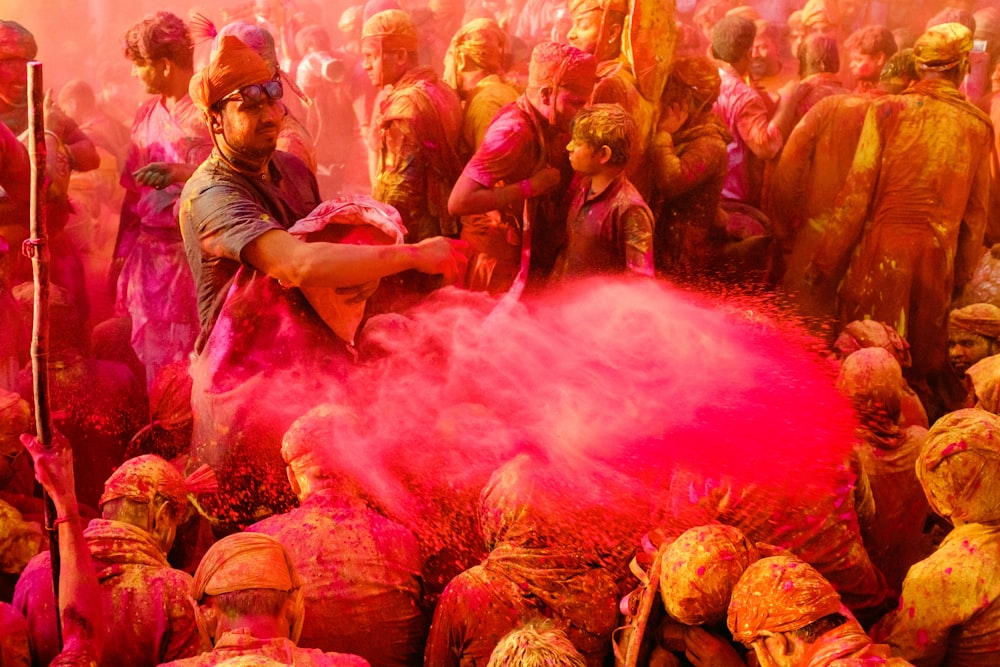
[914, 22, 974, 71]
[0, 21, 36, 60]
[99, 454, 188, 510]
[527, 41, 597, 93]
[189, 34, 273, 111]
[362, 9, 419, 53]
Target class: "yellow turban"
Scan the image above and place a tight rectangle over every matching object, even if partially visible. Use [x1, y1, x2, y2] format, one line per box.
[99, 454, 189, 509]
[801, 0, 839, 28]
[914, 22, 974, 70]
[728, 555, 842, 644]
[450, 18, 508, 75]
[189, 35, 273, 111]
[659, 525, 761, 626]
[192, 532, 305, 640]
[949, 303, 1000, 341]
[362, 9, 419, 53]
[917, 408, 1000, 524]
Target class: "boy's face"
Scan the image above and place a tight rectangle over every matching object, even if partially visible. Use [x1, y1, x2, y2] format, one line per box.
[566, 135, 604, 175]
[849, 50, 883, 82]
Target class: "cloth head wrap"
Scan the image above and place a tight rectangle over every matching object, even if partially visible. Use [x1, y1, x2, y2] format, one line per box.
[189, 34, 273, 111]
[727, 555, 842, 644]
[0, 389, 30, 449]
[214, 22, 278, 74]
[917, 408, 1000, 524]
[949, 303, 1000, 341]
[726, 6, 762, 21]
[967, 355, 1000, 415]
[450, 18, 508, 74]
[659, 524, 761, 626]
[568, 0, 627, 17]
[801, 0, 839, 28]
[191, 532, 305, 641]
[669, 57, 722, 107]
[339, 5, 364, 34]
[834, 320, 912, 368]
[149, 360, 194, 429]
[362, 10, 419, 53]
[281, 404, 363, 476]
[836, 347, 903, 409]
[479, 454, 572, 551]
[99, 454, 189, 509]
[528, 41, 598, 94]
[0, 21, 36, 60]
[914, 22, 973, 70]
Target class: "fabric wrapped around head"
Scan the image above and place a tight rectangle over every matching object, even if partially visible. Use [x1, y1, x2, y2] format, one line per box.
[189, 34, 273, 111]
[362, 9, 419, 53]
[949, 303, 1000, 341]
[668, 57, 722, 108]
[836, 347, 903, 410]
[726, 5, 762, 21]
[214, 22, 278, 74]
[967, 355, 1000, 415]
[191, 532, 305, 641]
[834, 320, 912, 368]
[801, 0, 839, 28]
[528, 41, 597, 94]
[0, 21, 36, 60]
[659, 524, 761, 626]
[479, 454, 571, 551]
[568, 0, 627, 18]
[99, 454, 190, 509]
[450, 18, 508, 74]
[914, 22, 973, 70]
[727, 555, 842, 644]
[917, 408, 1000, 524]
[0, 389, 30, 447]
[281, 403, 363, 476]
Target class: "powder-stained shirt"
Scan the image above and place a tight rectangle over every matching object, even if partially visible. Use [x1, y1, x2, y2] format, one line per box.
[160, 629, 370, 667]
[460, 75, 519, 161]
[874, 522, 1000, 666]
[249, 489, 426, 667]
[14, 518, 208, 667]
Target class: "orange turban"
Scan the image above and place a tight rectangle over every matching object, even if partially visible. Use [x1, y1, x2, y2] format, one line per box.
[0, 21, 36, 60]
[191, 532, 305, 641]
[659, 525, 761, 626]
[189, 34, 273, 111]
[362, 9, 419, 53]
[949, 303, 1000, 341]
[917, 408, 1000, 524]
[967, 355, 1000, 415]
[914, 22, 973, 70]
[727, 555, 842, 644]
[99, 454, 189, 509]
[528, 41, 597, 94]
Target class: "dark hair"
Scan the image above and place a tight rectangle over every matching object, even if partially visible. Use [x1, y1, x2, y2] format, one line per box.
[123, 11, 194, 70]
[799, 32, 840, 74]
[212, 588, 289, 619]
[793, 613, 848, 644]
[711, 15, 756, 64]
[844, 25, 898, 58]
[881, 48, 917, 82]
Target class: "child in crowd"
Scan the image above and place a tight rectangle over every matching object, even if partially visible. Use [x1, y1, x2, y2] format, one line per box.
[552, 103, 655, 279]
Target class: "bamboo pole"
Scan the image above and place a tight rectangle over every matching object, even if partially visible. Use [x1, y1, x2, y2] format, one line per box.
[24, 59, 62, 649]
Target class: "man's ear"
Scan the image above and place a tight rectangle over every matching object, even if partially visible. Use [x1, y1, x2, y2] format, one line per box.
[539, 85, 554, 106]
[286, 465, 301, 498]
[607, 22, 623, 45]
[208, 110, 223, 134]
[456, 49, 468, 72]
[160, 57, 172, 78]
[598, 144, 613, 165]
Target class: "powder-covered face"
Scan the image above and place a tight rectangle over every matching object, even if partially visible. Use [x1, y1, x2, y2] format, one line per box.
[0, 57, 28, 108]
[949, 329, 996, 373]
[849, 50, 882, 82]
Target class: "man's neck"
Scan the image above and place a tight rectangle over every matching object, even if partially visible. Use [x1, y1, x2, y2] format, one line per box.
[161, 69, 195, 110]
[588, 167, 621, 197]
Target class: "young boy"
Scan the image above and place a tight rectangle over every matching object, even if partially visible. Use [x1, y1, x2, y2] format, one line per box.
[843, 25, 898, 93]
[553, 103, 655, 279]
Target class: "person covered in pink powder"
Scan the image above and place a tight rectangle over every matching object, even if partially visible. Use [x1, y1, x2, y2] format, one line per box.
[13, 455, 211, 666]
[872, 408, 1000, 666]
[425, 454, 619, 667]
[552, 103, 654, 279]
[114, 12, 213, 390]
[248, 405, 426, 666]
[161, 532, 370, 667]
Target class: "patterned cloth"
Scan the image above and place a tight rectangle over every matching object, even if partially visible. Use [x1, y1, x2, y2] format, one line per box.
[13, 518, 207, 667]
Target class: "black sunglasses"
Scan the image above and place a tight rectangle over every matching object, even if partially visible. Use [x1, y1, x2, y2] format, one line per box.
[220, 79, 284, 108]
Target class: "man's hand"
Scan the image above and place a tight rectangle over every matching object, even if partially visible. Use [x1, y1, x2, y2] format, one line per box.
[20, 431, 78, 516]
[684, 627, 746, 667]
[411, 237, 470, 285]
[659, 102, 690, 135]
[133, 162, 195, 190]
[525, 166, 561, 198]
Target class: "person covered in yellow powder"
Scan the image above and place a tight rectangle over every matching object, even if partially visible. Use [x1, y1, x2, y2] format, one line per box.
[728, 555, 910, 667]
[13, 455, 211, 666]
[804, 23, 993, 393]
[443, 18, 518, 161]
[872, 409, 1000, 666]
